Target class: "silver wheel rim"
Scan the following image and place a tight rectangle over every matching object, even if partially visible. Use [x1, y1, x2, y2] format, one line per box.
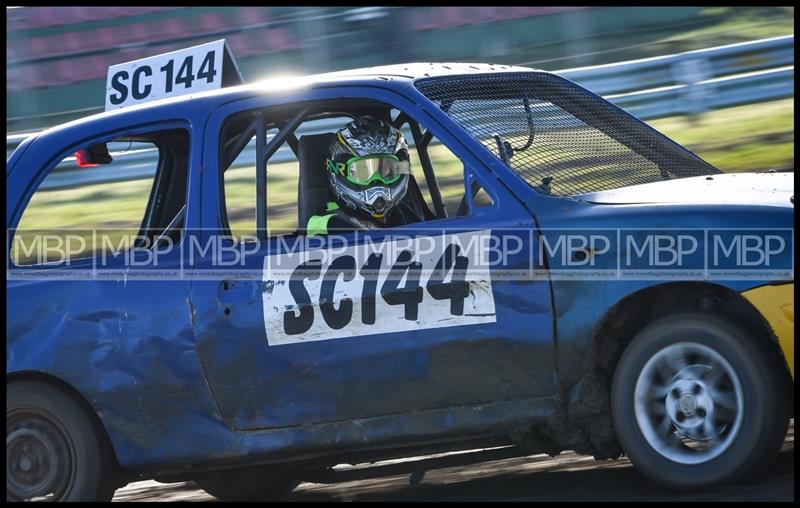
[6, 411, 74, 501]
[634, 342, 744, 465]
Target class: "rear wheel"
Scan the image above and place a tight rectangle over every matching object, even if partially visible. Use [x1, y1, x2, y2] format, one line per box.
[194, 466, 300, 501]
[611, 312, 790, 490]
[6, 380, 120, 501]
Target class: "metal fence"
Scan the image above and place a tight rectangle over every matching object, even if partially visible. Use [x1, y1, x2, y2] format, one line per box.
[559, 35, 794, 119]
[7, 35, 794, 190]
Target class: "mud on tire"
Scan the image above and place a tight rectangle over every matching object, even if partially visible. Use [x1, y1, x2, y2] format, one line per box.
[611, 312, 790, 490]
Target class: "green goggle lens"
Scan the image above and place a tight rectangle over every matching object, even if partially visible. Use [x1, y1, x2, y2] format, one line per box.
[329, 154, 410, 186]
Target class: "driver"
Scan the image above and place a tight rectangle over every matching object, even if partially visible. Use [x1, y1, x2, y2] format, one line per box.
[306, 115, 424, 235]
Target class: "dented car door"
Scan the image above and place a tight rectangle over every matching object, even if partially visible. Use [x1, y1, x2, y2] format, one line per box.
[189, 88, 557, 431]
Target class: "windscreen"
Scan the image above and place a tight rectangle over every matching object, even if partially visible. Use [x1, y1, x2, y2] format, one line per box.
[415, 72, 720, 197]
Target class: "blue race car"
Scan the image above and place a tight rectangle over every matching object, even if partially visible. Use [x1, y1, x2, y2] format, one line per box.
[6, 44, 794, 501]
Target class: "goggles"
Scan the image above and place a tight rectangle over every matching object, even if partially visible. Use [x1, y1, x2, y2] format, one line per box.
[328, 154, 411, 186]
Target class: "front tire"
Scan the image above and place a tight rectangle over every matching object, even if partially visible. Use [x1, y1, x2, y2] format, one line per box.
[7, 380, 120, 501]
[611, 312, 790, 490]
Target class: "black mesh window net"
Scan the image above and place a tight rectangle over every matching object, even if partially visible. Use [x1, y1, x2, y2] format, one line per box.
[415, 72, 720, 197]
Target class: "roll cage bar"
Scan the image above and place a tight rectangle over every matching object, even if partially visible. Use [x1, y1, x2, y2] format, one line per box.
[218, 103, 452, 241]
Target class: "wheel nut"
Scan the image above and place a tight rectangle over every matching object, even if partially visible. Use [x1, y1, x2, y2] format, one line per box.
[19, 457, 33, 472]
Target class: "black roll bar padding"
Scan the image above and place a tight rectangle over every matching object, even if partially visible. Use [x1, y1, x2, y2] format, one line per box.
[222, 116, 258, 172]
[409, 120, 447, 219]
[255, 112, 267, 240]
[255, 108, 309, 240]
[391, 111, 409, 130]
[420, 128, 433, 149]
[264, 108, 308, 162]
[285, 132, 300, 158]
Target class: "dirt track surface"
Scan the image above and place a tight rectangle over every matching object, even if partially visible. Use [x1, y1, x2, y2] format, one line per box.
[113, 422, 794, 502]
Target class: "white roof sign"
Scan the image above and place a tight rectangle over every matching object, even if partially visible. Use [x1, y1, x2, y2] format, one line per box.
[105, 39, 243, 111]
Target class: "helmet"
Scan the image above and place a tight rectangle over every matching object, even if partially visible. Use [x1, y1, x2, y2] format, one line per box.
[326, 116, 411, 218]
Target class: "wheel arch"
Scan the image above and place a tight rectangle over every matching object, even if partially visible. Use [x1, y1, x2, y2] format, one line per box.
[547, 281, 791, 460]
[588, 281, 789, 385]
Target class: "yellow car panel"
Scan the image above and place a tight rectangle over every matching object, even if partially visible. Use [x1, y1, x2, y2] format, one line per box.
[742, 283, 794, 378]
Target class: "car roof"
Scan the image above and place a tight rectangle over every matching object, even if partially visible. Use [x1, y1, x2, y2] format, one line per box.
[305, 62, 534, 80]
[6, 61, 547, 180]
[31, 62, 540, 137]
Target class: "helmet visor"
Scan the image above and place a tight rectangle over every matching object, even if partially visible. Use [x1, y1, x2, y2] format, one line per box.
[345, 154, 410, 186]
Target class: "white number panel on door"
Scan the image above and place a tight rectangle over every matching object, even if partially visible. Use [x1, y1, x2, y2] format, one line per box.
[263, 230, 497, 346]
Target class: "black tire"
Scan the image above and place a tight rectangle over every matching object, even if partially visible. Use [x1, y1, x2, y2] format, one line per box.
[611, 312, 790, 490]
[194, 466, 300, 501]
[7, 380, 120, 501]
